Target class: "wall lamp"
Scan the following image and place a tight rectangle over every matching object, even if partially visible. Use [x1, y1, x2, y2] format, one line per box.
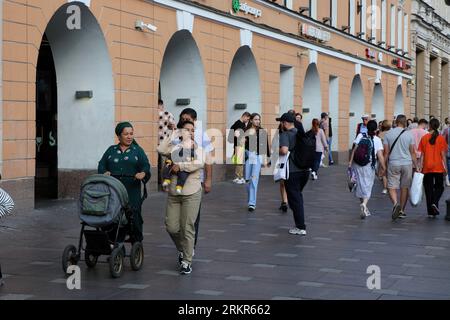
[75, 90, 93, 99]
[299, 7, 309, 14]
[176, 98, 191, 106]
[341, 25, 350, 32]
[322, 17, 331, 24]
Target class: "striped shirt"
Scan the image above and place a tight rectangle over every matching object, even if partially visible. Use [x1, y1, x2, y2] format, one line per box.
[0, 188, 14, 219]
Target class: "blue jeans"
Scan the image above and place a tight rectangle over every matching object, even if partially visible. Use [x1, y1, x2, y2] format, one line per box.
[245, 151, 262, 207]
[447, 158, 450, 180]
[328, 138, 334, 163]
[312, 152, 322, 173]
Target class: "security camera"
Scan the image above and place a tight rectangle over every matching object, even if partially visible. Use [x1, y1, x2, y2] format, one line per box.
[135, 20, 157, 32]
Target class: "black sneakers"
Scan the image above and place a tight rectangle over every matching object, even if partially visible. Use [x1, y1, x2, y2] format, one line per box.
[180, 261, 192, 275]
[248, 205, 255, 212]
[392, 204, 402, 221]
[279, 202, 288, 213]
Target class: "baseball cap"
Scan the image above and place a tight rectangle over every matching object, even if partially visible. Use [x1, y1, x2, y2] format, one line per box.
[361, 114, 369, 120]
[276, 112, 295, 123]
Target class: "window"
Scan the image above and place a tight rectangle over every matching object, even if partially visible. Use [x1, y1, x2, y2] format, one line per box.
[359, 0, 367, 38]
[349, 0, 356, 35]
[403, 14, 408, 53]
[397, 7, 403, 50]
[390, 4, 396, 49]
[331, 0, 338, 27]
[370, 0, 377, 42]
[284, 0, 293, 10]
[381, 0, 387, 47]
[310, 0, 317, 19]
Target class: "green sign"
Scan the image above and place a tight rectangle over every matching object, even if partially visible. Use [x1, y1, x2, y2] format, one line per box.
[232, 0, 240, 13]
[231, 0, 262, 18]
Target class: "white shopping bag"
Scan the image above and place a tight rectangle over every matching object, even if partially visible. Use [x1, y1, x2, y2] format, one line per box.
[410, 172, 424, 207]
[273, 152, 290, 182]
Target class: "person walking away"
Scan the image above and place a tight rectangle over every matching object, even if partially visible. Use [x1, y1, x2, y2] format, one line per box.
[157, 120, 204, 274]
[378, 120, 392, 194]
[349, 120, 386, 219]
[441, 122, 450, 187]
[311, 119, 328, 180]
[273, 121, 288, 212]
[410, 119, 429, 172]
[383, 115, 418, 221]
[319, 113, 330, 167]
[244, 113, 270, 212]
[0, 174, 15, 287]
[328, 117, 334, 165]
[356, 115, 370, 137]
[229, 112, 251, 184]
[418, 119, 448, 218]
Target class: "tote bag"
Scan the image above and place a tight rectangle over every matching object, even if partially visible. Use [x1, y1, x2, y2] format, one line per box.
[410, 172, 424, 207]
[273, 151, 290, 182]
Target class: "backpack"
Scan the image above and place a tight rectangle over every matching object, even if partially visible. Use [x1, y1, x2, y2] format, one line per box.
[290, 130, 316, 169]
[353, 134, 375, 167]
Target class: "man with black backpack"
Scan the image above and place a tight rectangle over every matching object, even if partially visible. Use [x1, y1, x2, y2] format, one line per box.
[278, 113, 316, 236]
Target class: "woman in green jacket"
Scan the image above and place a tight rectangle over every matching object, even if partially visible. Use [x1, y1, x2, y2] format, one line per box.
[98, 122, 151, 242]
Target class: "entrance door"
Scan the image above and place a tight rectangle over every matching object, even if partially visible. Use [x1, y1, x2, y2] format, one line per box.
[35, 34, 58, 200]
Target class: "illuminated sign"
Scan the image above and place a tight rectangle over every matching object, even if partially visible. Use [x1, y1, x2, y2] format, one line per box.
[300, 24, 331, 42]
[231, 0, 262, 18]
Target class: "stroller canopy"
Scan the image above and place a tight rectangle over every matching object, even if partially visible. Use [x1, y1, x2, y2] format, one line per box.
[79, 174, 129, 227]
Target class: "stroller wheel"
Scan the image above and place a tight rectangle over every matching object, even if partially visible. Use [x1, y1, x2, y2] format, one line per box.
[85, 251, 98, 268]
[109, 247, 124, 278]
[130, 242, 144, 271]
[62, 245, 78, 273]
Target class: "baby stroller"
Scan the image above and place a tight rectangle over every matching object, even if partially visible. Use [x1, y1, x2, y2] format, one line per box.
[62, 174, 144, 278]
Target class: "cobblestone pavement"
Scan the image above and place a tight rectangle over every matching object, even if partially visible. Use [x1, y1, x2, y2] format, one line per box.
[1, 165, 450, 300]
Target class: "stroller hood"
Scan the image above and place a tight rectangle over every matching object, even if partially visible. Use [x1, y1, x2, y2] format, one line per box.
[79, 174, 129, 227]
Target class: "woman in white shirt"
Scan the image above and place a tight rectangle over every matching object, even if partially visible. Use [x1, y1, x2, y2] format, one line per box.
[349, 120, 386, 219]
[311, 119, 328, 180]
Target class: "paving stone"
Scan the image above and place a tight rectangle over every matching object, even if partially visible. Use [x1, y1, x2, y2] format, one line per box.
[119, 284, 149, 290]
[194, 290, 223, 296]
[0, 294, 34, 300]
[226, 276, 252, 281]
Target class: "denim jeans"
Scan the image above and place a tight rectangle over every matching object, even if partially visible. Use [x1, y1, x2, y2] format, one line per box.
[312, 152, 323, 173]
[245, 151, 263, 207]
[285, 171, 310, 230]
[328, 137, 334, 163]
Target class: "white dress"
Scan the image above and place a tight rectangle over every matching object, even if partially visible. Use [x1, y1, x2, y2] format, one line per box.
[353, 134, 384, 199]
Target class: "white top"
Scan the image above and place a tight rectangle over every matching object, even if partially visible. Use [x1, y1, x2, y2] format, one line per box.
[354, 134, 384, 162]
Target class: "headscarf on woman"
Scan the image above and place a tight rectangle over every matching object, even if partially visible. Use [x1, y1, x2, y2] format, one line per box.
[115, 121, 139, 146]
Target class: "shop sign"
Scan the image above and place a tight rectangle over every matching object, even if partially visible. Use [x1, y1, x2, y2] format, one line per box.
[392, 58, 411, 70]
[300, 24, 331, 42]
[365, 48, 383, 62]
[232, 0, 262, 18]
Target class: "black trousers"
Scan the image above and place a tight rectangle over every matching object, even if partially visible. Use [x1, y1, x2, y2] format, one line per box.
[285, 171, 310, 230]
[0, 263, 2, 279]
[423, 173, 445, 215]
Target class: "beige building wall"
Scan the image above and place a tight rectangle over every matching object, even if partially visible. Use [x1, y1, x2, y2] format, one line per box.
[1, 0, 412, 209]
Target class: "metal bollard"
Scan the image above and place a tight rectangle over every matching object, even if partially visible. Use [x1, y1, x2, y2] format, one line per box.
[446, 199, 450, 221]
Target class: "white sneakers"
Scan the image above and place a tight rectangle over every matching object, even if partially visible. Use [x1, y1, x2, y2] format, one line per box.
[382, 189, 388, 194]
[289, 227, 307, 236]
[311, 172, 318, 180]
[360, 204, 371, 219]
[233, 178, 246, 184]
[446, 176, 450, 187]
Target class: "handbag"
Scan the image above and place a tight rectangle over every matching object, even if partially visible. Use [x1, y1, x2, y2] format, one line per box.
[273, 151, 290, 182]
[231, 146, 244, 165]
[0, 188, 15, 219]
